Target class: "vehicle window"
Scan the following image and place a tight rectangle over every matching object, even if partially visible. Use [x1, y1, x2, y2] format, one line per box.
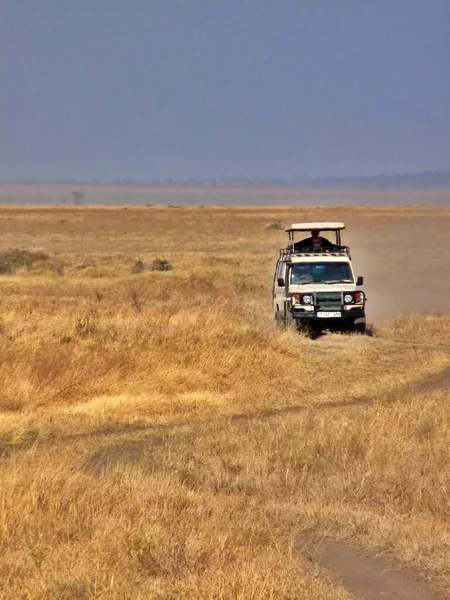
[291, 263, 353, 284]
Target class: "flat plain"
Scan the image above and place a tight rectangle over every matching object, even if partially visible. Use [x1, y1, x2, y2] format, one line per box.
[1, 201, 450, 599]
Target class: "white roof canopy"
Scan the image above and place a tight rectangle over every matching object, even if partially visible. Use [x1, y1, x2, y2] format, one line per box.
[285, 222, 345, 233]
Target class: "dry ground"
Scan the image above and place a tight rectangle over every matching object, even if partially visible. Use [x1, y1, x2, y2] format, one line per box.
[0, 204, 449, 599]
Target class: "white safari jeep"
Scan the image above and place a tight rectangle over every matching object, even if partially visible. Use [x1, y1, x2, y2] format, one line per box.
[272, 222, 367, 334]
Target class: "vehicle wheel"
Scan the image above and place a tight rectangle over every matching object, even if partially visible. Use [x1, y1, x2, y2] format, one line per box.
[353, 323, 366, 335]
[284, 310, 295, 328]
[275, 312, 285, 329]
[344, 323, 366, 335]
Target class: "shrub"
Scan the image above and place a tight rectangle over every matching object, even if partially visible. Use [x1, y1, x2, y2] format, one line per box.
[0, 249, 49, 274]
[150, 258, 173, 272]
[131, 259, 146, 274]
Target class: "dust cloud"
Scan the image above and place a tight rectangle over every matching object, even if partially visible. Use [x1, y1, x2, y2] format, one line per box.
[342, 209, 450, 325]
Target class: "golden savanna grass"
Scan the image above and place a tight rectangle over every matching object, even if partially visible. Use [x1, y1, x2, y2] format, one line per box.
[0, 203, 450, 599]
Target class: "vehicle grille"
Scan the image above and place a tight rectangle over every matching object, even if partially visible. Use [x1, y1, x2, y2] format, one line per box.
[316, 292, 341, 303]
[315, 292, 342, 308]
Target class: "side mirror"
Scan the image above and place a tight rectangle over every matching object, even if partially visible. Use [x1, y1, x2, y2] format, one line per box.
[356, 276, 364, 286]
[277, 277, 285, 287]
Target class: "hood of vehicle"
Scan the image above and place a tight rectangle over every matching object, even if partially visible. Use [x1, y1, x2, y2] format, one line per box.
[289, 283, 359, 293]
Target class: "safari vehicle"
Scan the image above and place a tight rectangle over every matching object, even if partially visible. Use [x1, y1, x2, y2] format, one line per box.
[272, 222, 366, 334]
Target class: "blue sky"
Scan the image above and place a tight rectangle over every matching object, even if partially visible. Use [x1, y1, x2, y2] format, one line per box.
[1, 1, 449, 181]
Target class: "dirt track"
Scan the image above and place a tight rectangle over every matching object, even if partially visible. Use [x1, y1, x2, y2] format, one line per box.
[299, 537, 447, 600]
[296, 360, 450, 600]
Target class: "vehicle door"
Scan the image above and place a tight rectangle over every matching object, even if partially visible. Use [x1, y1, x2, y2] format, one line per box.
[272, 259, 287, 315]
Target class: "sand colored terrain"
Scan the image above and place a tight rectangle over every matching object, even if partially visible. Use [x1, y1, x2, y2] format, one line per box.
[0, 204, 449, 599]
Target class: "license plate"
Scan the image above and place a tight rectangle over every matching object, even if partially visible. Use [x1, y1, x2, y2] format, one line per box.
[317, 311, 342, 318]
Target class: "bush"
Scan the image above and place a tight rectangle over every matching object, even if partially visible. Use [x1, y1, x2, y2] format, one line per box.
[131, 259, 146, 274]
[150, 258, 172, 272]
[0, 249, 49, 274]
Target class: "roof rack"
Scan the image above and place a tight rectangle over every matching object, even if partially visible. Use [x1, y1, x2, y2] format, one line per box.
[279, 245, 351, 259]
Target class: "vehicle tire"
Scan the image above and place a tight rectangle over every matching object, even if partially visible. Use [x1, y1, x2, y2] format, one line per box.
[284, 309, 295, 328]
[343, 323, 365, 335]
[353, 323, 366, 335]
[275, 312, 285, 329]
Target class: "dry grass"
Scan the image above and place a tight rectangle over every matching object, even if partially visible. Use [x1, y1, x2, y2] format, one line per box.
[0, 204, 450, 598]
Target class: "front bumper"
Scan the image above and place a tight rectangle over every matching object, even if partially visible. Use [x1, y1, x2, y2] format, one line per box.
[292, 307, 366, 323]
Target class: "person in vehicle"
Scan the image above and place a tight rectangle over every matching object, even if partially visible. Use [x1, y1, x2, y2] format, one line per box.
[294, 229, 334, 250]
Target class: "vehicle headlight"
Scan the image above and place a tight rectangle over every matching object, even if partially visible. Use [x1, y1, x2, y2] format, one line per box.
[344, 294, 354, 304]
[302, 294, 313, 305]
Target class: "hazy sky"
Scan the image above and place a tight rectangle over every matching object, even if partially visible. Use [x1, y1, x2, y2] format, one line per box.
[1, 1, 449, 181]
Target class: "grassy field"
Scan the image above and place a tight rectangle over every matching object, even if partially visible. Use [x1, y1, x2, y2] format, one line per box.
[0, 204, 450, 599]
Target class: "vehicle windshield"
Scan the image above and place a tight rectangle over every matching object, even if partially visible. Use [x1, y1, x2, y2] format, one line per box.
[290, 262, 353, 284]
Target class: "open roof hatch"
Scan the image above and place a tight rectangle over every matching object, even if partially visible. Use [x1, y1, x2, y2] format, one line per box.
[286, 222, 345, 246]
[285, 222, 345, 233]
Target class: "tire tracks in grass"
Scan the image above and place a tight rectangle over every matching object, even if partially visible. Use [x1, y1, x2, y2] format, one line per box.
[297, 537, 448, 600]
[1, 363, 450, 464]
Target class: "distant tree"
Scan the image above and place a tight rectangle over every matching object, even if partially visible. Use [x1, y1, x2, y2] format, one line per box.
[72, 190, 85, 205]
